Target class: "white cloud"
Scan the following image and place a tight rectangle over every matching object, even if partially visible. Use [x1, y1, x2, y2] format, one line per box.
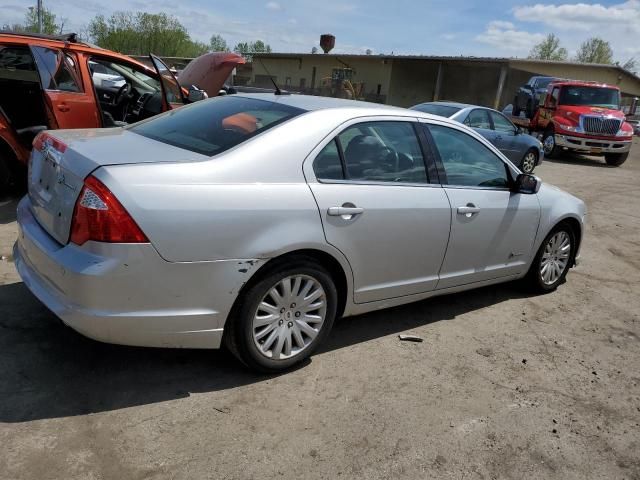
[265, 1, 282, 11]
[514, 1, 640, 33]
[475, 21, 546, 55]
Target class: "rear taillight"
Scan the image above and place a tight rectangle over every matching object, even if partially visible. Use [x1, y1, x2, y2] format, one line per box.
[33, 132, 67, 153]
[70, 176, 148, 245]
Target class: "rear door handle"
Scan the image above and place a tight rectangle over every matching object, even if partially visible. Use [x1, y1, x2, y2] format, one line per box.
[457, 204, 480, 217]
[328, 206, 364, 217]
[57, 104, 70, 112]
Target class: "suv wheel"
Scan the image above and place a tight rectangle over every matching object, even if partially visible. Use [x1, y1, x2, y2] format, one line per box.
[225, 257, 338, 372]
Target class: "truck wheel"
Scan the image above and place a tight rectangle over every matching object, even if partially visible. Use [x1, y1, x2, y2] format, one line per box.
[604, 152, 628, 167]
[542, 130, 558, 158]
[513, 97, 521, 117]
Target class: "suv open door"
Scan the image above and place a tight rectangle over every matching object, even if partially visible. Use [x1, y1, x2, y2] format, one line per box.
[149, 54, 186, 111]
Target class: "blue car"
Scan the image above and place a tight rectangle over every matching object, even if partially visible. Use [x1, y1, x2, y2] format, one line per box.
[410, 102, 544, 174]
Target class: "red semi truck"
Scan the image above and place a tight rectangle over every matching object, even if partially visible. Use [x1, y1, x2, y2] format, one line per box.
[512, 80, 633, 166]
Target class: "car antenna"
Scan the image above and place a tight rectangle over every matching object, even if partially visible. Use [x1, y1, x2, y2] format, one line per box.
[257, 57, 289, 95]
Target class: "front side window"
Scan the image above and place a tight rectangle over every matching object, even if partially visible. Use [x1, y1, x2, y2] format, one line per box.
[428, 124, 509, 188]
[464, 109, 491, 129]
[31, 46, 81, 92]
[490, 111, 516, 133]
[130, 95, 304, 156]
[324, 121, 428, 183]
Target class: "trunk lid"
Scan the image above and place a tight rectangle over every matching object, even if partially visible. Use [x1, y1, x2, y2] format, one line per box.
[28, 128, 207, 244]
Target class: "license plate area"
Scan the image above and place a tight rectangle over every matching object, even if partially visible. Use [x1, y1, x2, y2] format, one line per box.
[590, 147, 603, 154]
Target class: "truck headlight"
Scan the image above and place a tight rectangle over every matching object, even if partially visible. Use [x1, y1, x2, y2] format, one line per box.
[616, 128, 632, 137]
[558, 124, 581, 133]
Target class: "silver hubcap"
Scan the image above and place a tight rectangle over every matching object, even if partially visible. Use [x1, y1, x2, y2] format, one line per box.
[543, 135, 555, 155]
[540, 231, 571, 285]
[522, 153, 536, 173]
[252, 275, 327, 360]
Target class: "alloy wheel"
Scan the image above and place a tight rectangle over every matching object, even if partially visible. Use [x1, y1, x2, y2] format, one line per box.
[522, 152, 536, 173]
[252, 275, 327, 360]
[539, 231, 571, 285]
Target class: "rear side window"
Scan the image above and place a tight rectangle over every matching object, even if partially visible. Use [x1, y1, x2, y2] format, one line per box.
[313, 121, 428, 183]
[130, 96, 305, 156]
[464, 109, 491, 129]
[31, 46, 81, 92]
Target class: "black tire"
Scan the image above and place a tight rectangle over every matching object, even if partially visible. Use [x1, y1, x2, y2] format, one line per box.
[524, 224, 576, 293]
[604, 152, 628, 167]
[224, 256, 338, 373]
[0, 155, 11, 199]
[542, 129, 558, 159]
[520, 148, 538, 174]
[526, 100, 534, 119]
[512, 97, 521, 117]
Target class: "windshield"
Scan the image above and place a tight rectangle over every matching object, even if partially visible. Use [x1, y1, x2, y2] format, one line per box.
[411, 103, 461, 118]
[129, 95, 305, 156]
[536, 78, 553, 89]
[559, 86, 621, 109]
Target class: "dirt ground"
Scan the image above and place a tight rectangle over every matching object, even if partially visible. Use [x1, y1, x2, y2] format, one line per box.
[1, 140, 639, 480]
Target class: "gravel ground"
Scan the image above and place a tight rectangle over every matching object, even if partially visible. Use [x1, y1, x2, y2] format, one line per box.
[1, 140, 639, 480]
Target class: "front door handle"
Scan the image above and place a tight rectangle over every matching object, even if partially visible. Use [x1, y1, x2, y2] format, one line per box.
[328, 206, 364, 217]
[457, 204, 480, 218]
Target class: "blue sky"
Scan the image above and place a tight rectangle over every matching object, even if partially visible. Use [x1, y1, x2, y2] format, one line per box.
[2, 1, 639, 61]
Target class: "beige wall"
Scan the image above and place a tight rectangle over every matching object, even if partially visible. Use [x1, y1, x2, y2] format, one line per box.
[252, 56, 393, 100]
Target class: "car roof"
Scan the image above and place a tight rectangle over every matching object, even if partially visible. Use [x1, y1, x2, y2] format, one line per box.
[232, 92, 408, 113]
[0, 31, 154, 74]
[414, 101, 498, 112]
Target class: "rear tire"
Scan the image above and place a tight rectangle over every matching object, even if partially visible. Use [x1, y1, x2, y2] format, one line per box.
[524, 224, 575, 293]
[604, 152, 628, 167]
[512, 97, 521, 117]
[224, 257, 338, 373]
[520, 149, 538, 174]
[526, 100, 534, 119]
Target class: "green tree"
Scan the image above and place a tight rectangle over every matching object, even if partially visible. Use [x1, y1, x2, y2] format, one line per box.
[234, 40, 272, 60]
[528, 34, 568, 61]
[621, 58, 637, 74]
[88, 11, 208, 57]
[4, 6, 61, 34]
[574, 37, 613, 64]
[209, 34, 229, 52]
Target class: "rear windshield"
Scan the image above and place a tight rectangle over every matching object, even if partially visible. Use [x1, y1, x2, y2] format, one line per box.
[411, 103, 461, 118]
[129, 96, 305, 156]
[559, 86, 621, 109]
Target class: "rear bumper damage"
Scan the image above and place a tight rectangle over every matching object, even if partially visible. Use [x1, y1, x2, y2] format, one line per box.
[14, 196, 263, 349]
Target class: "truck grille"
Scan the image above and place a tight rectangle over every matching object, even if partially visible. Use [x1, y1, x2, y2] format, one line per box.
[581, 116, 621, 136]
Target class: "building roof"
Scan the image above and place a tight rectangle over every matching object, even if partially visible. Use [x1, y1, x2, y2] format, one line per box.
[254, 52, 640, 83]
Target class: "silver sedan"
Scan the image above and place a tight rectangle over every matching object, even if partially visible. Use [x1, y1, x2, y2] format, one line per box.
[14, 94, 586, 371]
[410, 101, 544, 174]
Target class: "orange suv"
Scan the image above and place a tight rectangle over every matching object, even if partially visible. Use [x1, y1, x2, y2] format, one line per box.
[0, 31, 244, 194]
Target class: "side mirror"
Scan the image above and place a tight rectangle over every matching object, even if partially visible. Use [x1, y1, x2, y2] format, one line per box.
[514, 173, 541, 194]
[187, 85, 208, 103]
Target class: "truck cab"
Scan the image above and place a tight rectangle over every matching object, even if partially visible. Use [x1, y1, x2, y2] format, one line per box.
[534, 80, 633, 166]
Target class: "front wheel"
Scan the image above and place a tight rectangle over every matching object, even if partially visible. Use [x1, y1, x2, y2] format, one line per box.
[524, 225, 575, 293]
[520, 149, 538, 174]
[604, 152, 628, 167]
[542, 130, 558, 159]
[224, 258, 338, 372]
